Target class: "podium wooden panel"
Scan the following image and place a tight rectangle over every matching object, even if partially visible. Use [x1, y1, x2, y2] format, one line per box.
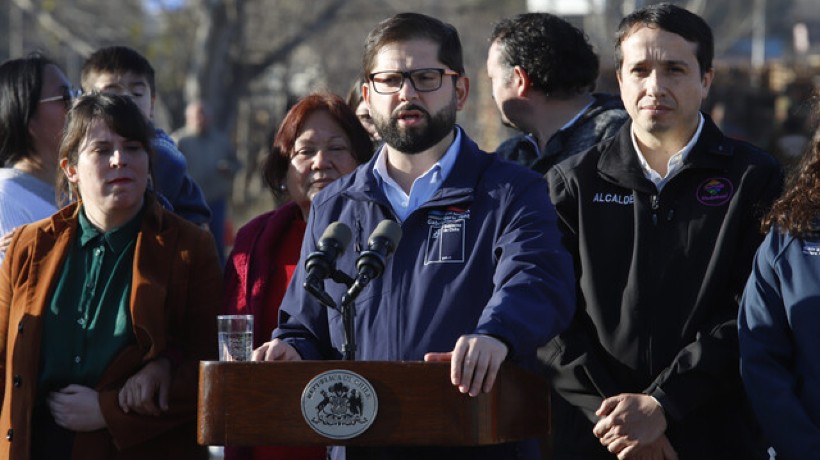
[198, 361, 548, 447]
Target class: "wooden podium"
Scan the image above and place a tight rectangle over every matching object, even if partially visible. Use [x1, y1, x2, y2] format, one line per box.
[198, 360, 548, 447]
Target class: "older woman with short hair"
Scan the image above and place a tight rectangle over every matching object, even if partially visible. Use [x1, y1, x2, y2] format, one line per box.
[223, 92, 372, 460]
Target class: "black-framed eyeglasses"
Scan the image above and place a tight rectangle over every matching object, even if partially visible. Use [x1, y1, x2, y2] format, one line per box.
[368, 68, 460, 94]
[39, 87, 82, 109]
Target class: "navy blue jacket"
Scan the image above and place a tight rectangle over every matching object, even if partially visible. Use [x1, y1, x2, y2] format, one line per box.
[274, 130, 575, 459]
[496, 93, 628, 175]
[740, 229, 820, 459]
[152, 128, 211, 225]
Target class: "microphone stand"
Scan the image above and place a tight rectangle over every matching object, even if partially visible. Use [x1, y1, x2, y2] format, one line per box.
[303, 219, 398, 361]
[305, 269, 360, 360]
[338, 271, 375, 361]
[338, 294, 357, 361]
[333, 270, 359, 361]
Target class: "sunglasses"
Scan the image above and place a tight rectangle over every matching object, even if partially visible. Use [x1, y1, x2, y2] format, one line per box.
[39, 87, 82, 109]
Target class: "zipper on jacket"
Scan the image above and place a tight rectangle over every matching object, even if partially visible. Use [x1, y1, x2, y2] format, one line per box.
[650, 195, 659, 225]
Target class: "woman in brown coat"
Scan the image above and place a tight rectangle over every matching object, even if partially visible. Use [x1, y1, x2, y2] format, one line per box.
[0, 93, 220, 459]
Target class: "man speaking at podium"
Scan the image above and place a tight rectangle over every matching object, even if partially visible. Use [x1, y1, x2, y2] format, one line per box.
[253, 12, 575, 460]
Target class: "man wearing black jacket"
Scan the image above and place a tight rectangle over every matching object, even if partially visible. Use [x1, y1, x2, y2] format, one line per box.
[545, 4, 781, 459]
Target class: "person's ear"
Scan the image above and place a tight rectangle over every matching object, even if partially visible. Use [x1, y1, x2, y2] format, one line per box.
[513, 66, 530, 97]
[61, 157, 79, 184]
[455, 75, 470, 111]
[700, 68, 715, 100]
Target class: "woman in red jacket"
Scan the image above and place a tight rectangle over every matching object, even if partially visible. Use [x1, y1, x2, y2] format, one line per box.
[223, 92, 372, 460]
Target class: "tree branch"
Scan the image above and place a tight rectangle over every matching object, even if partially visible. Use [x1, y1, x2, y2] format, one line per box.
[239, 0, 347, 80]
[11, 0, 96, 56]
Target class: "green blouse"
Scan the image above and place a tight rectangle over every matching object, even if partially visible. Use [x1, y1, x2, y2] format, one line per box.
[37, 206, 143, 404]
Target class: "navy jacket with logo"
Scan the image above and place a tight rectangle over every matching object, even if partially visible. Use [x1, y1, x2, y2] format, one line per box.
[273, 128, 575, 460]
[545, 115, 782, 459]
[740, 229, 820, 459]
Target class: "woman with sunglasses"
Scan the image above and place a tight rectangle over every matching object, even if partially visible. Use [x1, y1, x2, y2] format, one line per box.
[0, 53, 77, 263]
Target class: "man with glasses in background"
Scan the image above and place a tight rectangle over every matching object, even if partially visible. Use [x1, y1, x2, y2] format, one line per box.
[254, 12, 575, 460]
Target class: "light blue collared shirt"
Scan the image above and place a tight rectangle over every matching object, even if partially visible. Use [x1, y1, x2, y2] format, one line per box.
[372, 127, 462, 221]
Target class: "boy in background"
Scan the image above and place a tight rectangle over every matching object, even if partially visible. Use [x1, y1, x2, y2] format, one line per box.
[81, 46, 211, 226]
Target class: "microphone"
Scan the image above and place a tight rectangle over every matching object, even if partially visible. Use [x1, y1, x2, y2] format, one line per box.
[303, 222, 352, 308]
[337, 220, 402, 360]
[306, 222, 352, 280]
[355, 220, 402, 282]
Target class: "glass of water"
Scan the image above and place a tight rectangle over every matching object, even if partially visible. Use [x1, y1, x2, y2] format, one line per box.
[217, 315, 253, 361]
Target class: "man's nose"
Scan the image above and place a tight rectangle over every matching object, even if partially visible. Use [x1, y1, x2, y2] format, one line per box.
[645, 70, 665, 97]
[398, 77, 419, 101]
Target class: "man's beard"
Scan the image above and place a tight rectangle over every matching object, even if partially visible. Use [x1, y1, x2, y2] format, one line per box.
[373, 100, 457, 154]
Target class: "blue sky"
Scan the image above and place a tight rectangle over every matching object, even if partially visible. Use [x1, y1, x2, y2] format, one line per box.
[144, 0, 185, 13]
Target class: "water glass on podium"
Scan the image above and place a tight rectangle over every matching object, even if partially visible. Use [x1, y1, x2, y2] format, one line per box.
[217, 315, 253, 361]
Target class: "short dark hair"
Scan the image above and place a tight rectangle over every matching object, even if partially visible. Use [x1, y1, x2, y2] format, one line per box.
[490, 13, 599, 97]
[362, 13, 464, 76]
[0, 53, 57, 167]
[81, 45, 156, 95]
[264, 92, 373, 200]
[58, 93, 155, 205]
[346, 74, 367, 111]
[615, 3, 714, 76]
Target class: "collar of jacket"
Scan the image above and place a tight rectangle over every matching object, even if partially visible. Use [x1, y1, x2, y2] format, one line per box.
[338, 127, 491, 210]
[36, 193, 163, 238]
[30, 193, 177, 361]
[597, 114, 735, 194]
[530, 93, 624, 171]
[586, 93, 626, 119]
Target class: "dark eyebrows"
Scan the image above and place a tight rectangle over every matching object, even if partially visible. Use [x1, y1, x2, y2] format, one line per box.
[625, 58, 690, 69]
[664, 59, 689, 67]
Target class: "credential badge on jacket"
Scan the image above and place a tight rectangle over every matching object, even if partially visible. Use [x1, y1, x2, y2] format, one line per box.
[301, 370, 378, 439]
[425, 207, 470, 265]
